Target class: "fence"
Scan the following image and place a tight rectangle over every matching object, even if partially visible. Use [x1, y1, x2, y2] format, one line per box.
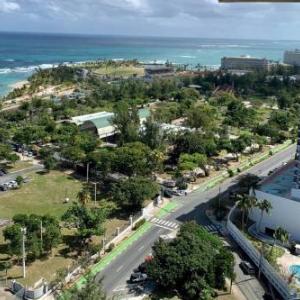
[8, 203, 149, 300]
[227, 204, 299, 300]
[10, 279, 48, 300]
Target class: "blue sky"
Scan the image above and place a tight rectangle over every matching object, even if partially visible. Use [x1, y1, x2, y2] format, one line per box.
[1, 0, 300, 39]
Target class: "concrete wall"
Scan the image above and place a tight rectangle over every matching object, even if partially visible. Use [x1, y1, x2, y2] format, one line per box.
[251, 190, 300, 241]
[228, 204, 299, 300]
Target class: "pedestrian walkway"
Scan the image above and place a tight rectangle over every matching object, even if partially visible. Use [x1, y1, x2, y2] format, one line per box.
[202, 224, 220, 234]
[149, 217, 179, 230]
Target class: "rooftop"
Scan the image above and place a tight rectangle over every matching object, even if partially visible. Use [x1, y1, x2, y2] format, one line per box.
[258, 160, 298, 201]
[71, 111, 114, 126]
[71, 108, 150, 129]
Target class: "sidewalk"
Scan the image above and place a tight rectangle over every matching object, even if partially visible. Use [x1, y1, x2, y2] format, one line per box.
[58, 141, 293, 299]
[58, 201, 178, 300]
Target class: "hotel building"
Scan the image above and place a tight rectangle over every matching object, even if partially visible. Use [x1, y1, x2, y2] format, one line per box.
[221, 56, 271, 72]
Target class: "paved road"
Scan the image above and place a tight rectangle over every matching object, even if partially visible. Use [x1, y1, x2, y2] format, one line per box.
[97, 145, 296, 299]
[0, 164, 44, 185]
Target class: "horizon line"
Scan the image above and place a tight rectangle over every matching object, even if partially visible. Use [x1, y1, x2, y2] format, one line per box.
[1, 30, 300, 43]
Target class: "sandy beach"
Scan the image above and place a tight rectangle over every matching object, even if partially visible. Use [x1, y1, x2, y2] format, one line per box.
[9, 80, 29, 90]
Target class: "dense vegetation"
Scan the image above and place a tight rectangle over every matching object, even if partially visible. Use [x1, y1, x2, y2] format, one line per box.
[4, 214, 61, 261]
[1, 64, 299, 214]
[1, 62, 300, 289]
[147, 222, 235, 300]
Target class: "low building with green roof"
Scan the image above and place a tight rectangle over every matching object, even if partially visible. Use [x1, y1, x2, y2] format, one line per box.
[71, 108, 150, 139]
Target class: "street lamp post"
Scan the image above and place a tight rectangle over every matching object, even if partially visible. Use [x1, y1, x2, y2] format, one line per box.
[86, 163, 90, 183]
[21, 227, 27, 279]
[91, 182, 97, 206]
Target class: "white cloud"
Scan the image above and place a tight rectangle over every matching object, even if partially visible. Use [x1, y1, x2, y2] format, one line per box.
[1, 0, 300, 39]
[0, 0, 20, 13]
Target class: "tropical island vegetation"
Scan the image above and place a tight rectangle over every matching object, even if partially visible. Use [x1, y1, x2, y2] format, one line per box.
[0, 60, 300, 297]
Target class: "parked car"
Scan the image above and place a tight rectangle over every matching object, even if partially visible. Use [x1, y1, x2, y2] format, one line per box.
[0, 185, 8, 191]
[0, 171, 5, 176]
[240, 261, 255, 275]
[133, 262, 147, 274]
[162, 180, 176, 188]
[28, 152, 33, 157]
[129, 272, 148, 283]
[162, 188, 173, 198]
[0, 169, 7, 175]
[9, 181, 18, 188]
[170, 190, 182, 196]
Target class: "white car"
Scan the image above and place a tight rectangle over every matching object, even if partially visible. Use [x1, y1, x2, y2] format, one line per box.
[9, 181, 18, 188]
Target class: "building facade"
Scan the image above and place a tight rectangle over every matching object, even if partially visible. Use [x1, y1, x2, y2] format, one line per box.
[250, 156, 300, 241]
[284, 49, 300, 67]
[221, 56, 271, 72]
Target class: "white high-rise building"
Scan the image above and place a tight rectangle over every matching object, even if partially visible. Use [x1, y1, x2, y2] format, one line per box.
[221, 56, 271, 72]
[284, 49, 300, 67]
[250, 143, 300, 241]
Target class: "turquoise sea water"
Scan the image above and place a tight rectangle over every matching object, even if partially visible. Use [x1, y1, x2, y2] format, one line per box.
[1, 32, 300, 96]
[290, 265, 300, 280]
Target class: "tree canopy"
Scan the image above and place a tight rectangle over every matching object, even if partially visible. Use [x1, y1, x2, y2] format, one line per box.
[147, 222, 234, 300]
[111, 176, 159, 211]
[3, 214, 61, 260]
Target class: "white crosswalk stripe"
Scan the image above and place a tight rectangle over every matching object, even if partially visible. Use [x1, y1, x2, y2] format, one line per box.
[149, 217, 180, 231]
[203, 224, 219, 233]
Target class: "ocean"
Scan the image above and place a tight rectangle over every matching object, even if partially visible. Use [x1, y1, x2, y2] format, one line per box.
[1, 32, 300, 96]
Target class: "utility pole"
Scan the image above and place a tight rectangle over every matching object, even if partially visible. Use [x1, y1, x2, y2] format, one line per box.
[91, 182, 97, 207]
[21, 227, 26, 279]
[218, 185, 221, 210]
[86, 163, 90, 183]
[40, 220, 43, 250]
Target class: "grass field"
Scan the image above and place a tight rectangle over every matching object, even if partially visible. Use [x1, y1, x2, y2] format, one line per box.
[93, 65, 145, 77]
[0, 170, 82, 219]
[5, 160, 33, 173]
[0, 170, 130, 286]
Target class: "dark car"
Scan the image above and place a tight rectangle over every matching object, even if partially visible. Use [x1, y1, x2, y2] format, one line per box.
[162, 189, 173, 198]
[240, 261, 256, 275]
[0, 185, 8, 191]
[0, 169, 7, 175]
[129, 272, 148, 283]
[133, 262, 147, 274]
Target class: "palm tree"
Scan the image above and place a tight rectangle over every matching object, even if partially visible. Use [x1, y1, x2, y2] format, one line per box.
[273, 227, 289, 249]
[245, 196, 257, 227]
[256, 199, 272, 233]
[77, 184, 91, 206]
[236, 194, 251, 231]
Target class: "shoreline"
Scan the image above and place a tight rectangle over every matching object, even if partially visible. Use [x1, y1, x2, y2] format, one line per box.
[9, 80, 29, 90]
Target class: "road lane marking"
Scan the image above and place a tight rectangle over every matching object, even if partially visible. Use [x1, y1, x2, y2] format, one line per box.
[116, 265, 124, 273]
[138, 245, 144, 252]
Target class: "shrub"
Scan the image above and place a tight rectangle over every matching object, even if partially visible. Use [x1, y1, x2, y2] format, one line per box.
[133, 218, 146, 230]
[290, 241, 297, 255]
[106, 243, 115, 253]
[228, 169, 234, 177]
[16, 175, 24, 187]
[176, 177, 188, 190]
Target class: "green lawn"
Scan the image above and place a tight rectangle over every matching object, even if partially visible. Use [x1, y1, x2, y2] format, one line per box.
[0, 170, 131, 286]
[0, 170, 82, 219]
[93, 65, 144, 77]
[93, 65, 145, 77]
[5, 161, 33, 173]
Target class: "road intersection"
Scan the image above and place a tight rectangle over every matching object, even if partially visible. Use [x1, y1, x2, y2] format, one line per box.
[92, 144, 296, 299]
